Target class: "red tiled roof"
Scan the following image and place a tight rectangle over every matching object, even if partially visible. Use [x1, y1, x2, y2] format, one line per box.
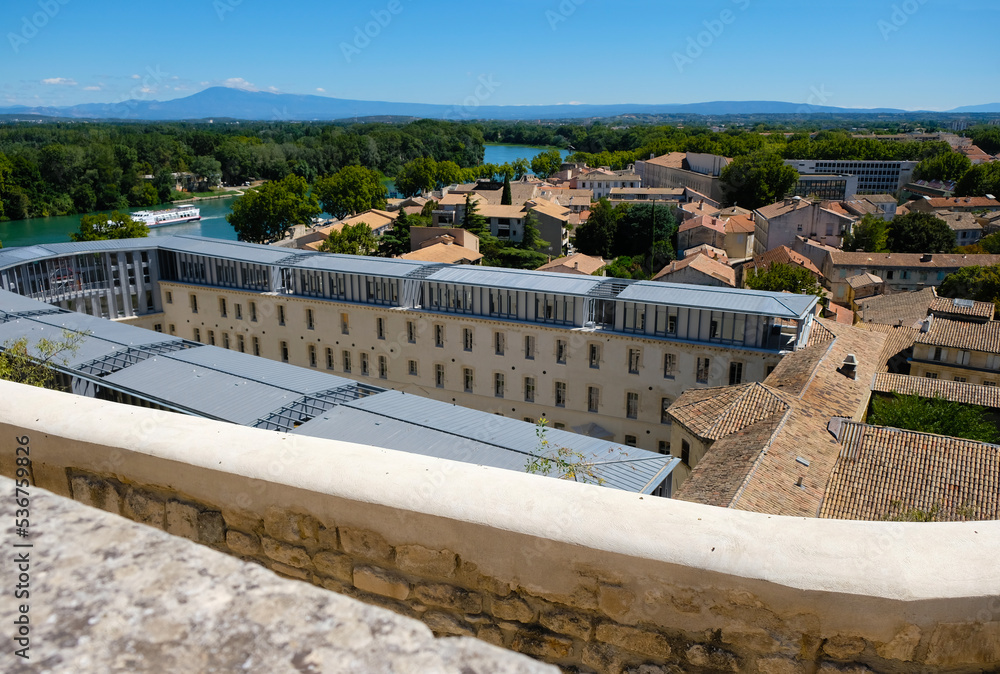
[668, 383, 790, 441]
[913, 317, 1000, 353]
[678, 215, 727, 235]
[750, 246, 822, 277]
[652, 254, 736, 286]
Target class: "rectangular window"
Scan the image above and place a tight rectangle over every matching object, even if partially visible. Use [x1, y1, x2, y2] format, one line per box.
[624, 435, 637, 447]
[341, 313, 349, 335]
[495, 373, 505, 398]
[280, 341, 289, 362]
[925, 372, 938, 379]
[628, 349, 640, 374]
[222, 332, 230, 350]
[954, 376, 967, 383]
[407, 321, 416, 344]
[667, 313, 677, 334]
[168, 324, 175, 335]
[555, 381, 567, 407]
[326, 347, 334, 370]
[494, 331, 505, 355]
[984, 381, 997, 387]
[376, 317, 386, 340]
[435, 364, 445, 388]
[729, 362, 744, 386]
[193, 328, 201, 342]
[408, 360, 418, 376]
[253, 336, 260, 357]
[588, 386, 600, 413]
[957, 350, 971, 366]
[933, 347, 943, 361]
[661, 398, 672, 424]
[235, 303, 242, 320]
[463, 328, 473, 351]
[697, 357, 711, 384]
[360, 352, 370, 376]
[710, 319, 719, 339]
[589, 344, 600, 368]
[153, 323, 163, 333]
[307, 309, 315, 330]
[237, 334, 245, 353]
[681, 440, 691, 465]
[664, 353, 677, 378]
[464, 368, 474, 393]
[342, 350, 351, 373]
[556, 339, 567, 364]
[207, 330, 216, 346]
[166, 291, 173, 304]
[524, 335, 535, 359]
[278, 305, 286, 326]
[308, 344, 317, 368]
[626, 392, 639, 419]
[190, 294, 198, 314]
[658, 440, 670, 454]
[524, 377, 535, 403]
[219, 297, 227, 318]
[250, 301, 257, 322]
[434, 324, 444, 347]
[378, 355, 388, 379]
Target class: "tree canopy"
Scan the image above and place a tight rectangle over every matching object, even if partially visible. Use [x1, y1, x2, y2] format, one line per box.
[377, 211, 417, 258]
[869, 393, 1000, 444]
[573, 200, 676, 273]
[72, 211, 149, 242]
[518, 210, 549, 252]
[530, 149, 563, 179]
[914, 150, 972, 184]
[720, 152, 799, 210]
[841, 213, 890, 253]
[0, 331, 86, 391]
[744, 262, 823, 296]
[955, 162, 1000, 198]
[885, 211, 955, 254]
[938, 264, 1000, 309]
[314, 165, 387, 219]
[226, 174, 319, 244]
[319, 222, 378, 256]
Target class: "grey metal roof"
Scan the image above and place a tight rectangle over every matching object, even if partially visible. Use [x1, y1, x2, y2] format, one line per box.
[426, 266, 604, 296]
[0, 319, 129, 369]
[29, 312, 186, 348]
[157, 235, 296, 265]
[0, 239, 156, 270]
[617, 281, 818, 319]
[291, 252, 439, 279]
[170, 346, 358, 394]
[0, 291, 67, 315]
[101, 356, 300, 425]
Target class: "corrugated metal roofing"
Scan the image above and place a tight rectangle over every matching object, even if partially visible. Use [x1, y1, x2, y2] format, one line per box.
[0, 319, 129, 369]
[157, 235, 296, 264]
[617, 281, 818, 319]
[426, 266, 603, 295]
[101, 356, 299, 425]
[0, 291, 66, 314]
[292, 252, 439, 278]
[30, 312, 185, 348]
[170, 346, 358, 394]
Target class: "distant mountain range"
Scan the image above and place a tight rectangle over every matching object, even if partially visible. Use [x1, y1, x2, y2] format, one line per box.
[0, 87, 997, 121]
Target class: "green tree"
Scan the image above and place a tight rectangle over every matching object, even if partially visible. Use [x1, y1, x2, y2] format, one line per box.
[314, 165, 388, 219]
[613, 202, 677, 264]
[152, 169, 174, 204]
[128, 182, 160, 208]
[320, 221, 378, 256]
[914, 151, 972, 184]
[970, 126, 1000, 155]
[955, 162, 1000, 198]
[977, 232, 1000, 255]
[744, 262, 823, 296]
[938, 264, 1000, 308]
[530, 149, 563, 179]
[461, 194, 489, 236]
[226, 175, 320, 244]
[0, 331, 87, 391]
[189, 155, 223, 190]
[841, 213, 890, 252]
[0, 153, 11, 220]
[501, 174, 513, 206]
[518, 210, 549, 251]
[720, 152, 799, 209]
[886, 211, 955, 254]
[378, 211, 414, 258]
[573, 198, 620, 259]
[434, 160, 463, 188]
[524, 417, 607, 485]
[604, 256, 647, 280]
[395, 157, 437, 197]
[72, 211, 149, 242]
[869, 393, 1000, 443]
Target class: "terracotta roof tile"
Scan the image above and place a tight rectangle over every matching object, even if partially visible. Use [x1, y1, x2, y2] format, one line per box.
[857, 288, 936, 327]
[914, 317, 1000, 353]
[652, 254, 736, 286]
[668, 383, 790, 441]
[829, 252, 1000, 269]
[750, 246, 822, 277]
[873, 372, 1000, 408]
[928, 295, 995, 320]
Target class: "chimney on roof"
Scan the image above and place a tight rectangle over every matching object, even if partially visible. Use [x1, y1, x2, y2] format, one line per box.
[839, 354, 859, 380]
[921, 253, 933, 263]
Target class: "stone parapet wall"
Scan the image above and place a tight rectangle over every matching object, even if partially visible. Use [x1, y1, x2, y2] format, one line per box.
[1, 380, 998, 673]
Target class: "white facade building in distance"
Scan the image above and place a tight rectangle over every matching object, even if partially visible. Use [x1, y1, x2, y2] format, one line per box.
[784, 159, 918, 195]
[0, 236, 820, 457]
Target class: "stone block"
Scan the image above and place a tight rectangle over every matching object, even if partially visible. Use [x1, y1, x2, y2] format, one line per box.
[756, 658, 806, 674]
[261, 537, 313, 570]
[122, 488, 165, 529]
[32, 463, 71, 497]
[875, 624, 921, 662]
[263, 507, 320, 545]
[313, 550, 354, 583]
[317, 525, 339, 551]
[596, 623, 672, 660]
[925, 621, 1000, 666]
[165, 500, 200, 540]
[395, 544, 457, 578]
[221, 509, 261, 534]
[340, 527, 392, 562]
[319, 577, 350, 594]
[423, 611, 475, 637]
[526, 580, 599, 611]
[822, 635, 867, 660]
[686, 644, 739, 672]
[353, 565, 410, 601]
[477, 624, 505, 648]
[721, 628, 782, 655]
[70, 474, 121, 514]
[414, 583, 482, 613]
[817, 665, 873, 674]
[540, 608, 594, 641]
[197, 511, 226, 546]
[492, 595, 535, 623]
[511, 626, 574, 661]
[582, 642, 627, 674]
[269, 561, 311, 581]
[599, 584, 637, 622]
[226, 530, 261, 556]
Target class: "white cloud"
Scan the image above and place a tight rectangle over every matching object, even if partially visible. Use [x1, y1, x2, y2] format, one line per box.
[131, 74, 141, 79]
[267, 86, 280, 93]
[83, 85, 102, 91]
[41, 77, 77, 86]
[316, 87, 326, 93]
[222, 77, 258, 91]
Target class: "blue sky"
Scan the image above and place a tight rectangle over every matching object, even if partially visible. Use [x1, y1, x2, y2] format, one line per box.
[1, 0, 997, 111]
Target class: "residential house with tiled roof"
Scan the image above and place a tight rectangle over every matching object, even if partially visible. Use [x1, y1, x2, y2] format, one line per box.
[929, 293, 995, 322]
[857, 287, 937, 327]
[821, 252, 1000, 303]
[635, 152, 730, 203]
[677, 215, 727, 253]
[683, 244, 728, 263]
[939, 211, 984, 246]
[651, 253, 736, 288]
[742, 246, 824, 287]
[399, 242, 483, 265]
[576, 169, 641, 199]
[535, 253, 606, 276]
[754, 197, 856, 255]
[844, 272, 885, 306]
[909, 317, 1000, 385]
[299, 210, 398, 251]
[907, 196, 1000, 214]
[872, 372, 1000, 409]
[957, 144, 996, 165]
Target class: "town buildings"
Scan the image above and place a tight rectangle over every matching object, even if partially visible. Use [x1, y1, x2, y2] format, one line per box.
[753, 197, 855, 254]
[783, 159, 918, 195]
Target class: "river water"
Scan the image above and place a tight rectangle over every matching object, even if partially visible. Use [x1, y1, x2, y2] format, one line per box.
[0, 145, 571, 248]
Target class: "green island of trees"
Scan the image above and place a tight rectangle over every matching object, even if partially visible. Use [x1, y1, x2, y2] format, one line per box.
[868, 393, 1000, 444]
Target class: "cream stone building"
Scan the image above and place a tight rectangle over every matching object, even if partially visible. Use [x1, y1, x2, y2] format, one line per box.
[0, 235, 819, 455]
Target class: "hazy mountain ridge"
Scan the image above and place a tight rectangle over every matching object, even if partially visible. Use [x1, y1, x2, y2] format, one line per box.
[0, 87, 996, 121]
